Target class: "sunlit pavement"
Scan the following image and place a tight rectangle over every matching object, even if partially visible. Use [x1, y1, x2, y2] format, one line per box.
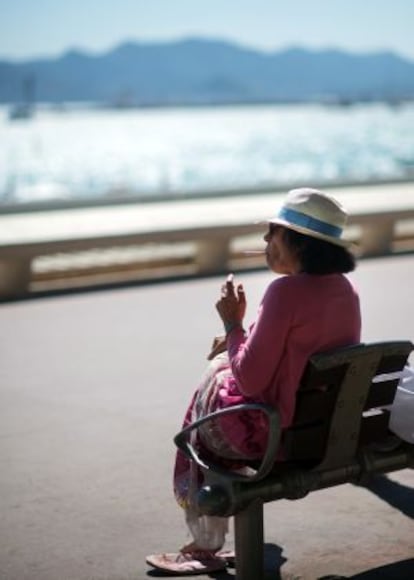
[0, 254, 413, 580]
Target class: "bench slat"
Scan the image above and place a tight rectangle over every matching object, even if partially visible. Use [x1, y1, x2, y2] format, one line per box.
[283, 341, 412, 464]
[364, 379, 398, 409]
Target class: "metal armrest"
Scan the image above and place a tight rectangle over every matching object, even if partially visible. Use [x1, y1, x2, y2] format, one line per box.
[173, 403, 281, 482]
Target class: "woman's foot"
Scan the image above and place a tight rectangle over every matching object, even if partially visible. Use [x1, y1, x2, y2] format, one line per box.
[181, 541, 235, 565]
[146, 540, 237, 575]
[146, 544, 227, 576]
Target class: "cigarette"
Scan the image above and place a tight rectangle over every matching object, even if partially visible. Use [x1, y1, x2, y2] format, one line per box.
[243, 250, 266, 255]
[227, 273, 234, 283]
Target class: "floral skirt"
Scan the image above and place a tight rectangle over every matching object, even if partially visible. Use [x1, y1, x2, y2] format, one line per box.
[173, 353, 269, 511]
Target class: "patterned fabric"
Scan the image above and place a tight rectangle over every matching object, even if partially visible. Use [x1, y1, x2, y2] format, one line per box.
[174, 353, 269, 511]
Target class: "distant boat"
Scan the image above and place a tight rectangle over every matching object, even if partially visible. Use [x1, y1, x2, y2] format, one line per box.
[109, 89, 138, 109]
[8, 74, 36, 121]
[9, 103, 34, 120]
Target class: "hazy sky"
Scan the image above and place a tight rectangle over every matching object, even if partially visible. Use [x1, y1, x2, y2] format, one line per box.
[1, 0, 414, 61]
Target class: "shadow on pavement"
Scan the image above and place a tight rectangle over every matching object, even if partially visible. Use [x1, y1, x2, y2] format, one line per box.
[263, 543, 287, 579]
[360, 473, 414, 519]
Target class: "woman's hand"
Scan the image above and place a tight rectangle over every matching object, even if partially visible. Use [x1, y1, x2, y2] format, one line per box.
[215, 273, 246, 329]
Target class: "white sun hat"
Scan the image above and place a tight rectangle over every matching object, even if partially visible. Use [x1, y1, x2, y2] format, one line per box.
[267, 187, 351, 247]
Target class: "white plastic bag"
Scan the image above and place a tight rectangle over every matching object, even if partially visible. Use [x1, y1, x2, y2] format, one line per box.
[388, 366, 414, 443]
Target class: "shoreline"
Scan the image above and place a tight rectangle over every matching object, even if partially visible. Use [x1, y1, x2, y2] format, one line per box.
[2, 96, 414, 111]
[1, 175, 413, 215]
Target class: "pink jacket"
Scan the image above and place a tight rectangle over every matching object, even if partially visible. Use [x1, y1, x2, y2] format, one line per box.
[226, 273, 361, 429]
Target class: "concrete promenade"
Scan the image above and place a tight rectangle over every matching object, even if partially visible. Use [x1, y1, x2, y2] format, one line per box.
[0, 254, 413, 580]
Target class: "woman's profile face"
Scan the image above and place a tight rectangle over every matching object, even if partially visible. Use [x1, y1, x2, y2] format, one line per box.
[264, 224, 301, 275]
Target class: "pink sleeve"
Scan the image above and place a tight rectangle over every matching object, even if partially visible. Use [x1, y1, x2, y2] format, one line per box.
[226, 279, 292, 397]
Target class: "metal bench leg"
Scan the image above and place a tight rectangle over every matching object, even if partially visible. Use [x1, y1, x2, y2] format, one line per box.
[234, 499, 264, 580]
[0, 258, 31, 299]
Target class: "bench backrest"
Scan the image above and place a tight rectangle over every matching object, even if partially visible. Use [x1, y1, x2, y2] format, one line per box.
[282, 341, 413, 469]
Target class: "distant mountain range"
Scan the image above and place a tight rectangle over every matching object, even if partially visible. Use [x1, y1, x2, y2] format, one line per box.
[1, 38, 414, 106]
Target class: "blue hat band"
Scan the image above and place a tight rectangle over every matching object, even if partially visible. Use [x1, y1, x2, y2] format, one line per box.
[278, 207, 343, 238]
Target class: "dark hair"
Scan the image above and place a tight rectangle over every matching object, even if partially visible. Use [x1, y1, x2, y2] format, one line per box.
[283, 228, 356, 274]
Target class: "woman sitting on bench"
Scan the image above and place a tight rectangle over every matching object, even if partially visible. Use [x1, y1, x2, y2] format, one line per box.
[147, 187, 361, 576]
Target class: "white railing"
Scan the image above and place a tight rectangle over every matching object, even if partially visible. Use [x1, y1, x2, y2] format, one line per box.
[0, 182, 413, 298]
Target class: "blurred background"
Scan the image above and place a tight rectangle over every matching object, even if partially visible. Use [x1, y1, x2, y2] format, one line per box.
[1, 0, 414, 206]
[1, 0, 414, 296]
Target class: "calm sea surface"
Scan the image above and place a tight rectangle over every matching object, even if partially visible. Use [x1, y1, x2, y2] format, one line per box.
[1, 102, 414, 205]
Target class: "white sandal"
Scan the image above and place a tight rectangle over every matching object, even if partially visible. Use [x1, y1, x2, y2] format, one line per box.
[146, 551, 227, 576]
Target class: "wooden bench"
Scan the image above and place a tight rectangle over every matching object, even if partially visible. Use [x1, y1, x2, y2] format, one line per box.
[174, 340, 414, 580]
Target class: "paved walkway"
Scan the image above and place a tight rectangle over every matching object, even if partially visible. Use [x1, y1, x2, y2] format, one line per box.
[0, 254, 413, 580]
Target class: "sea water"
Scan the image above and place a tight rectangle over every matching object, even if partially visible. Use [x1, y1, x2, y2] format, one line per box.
[1, 102, 414, 205]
